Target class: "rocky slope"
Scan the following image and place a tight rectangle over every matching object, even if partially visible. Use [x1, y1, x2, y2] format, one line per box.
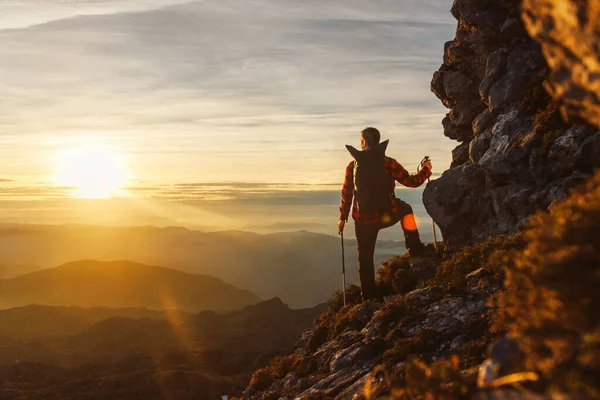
[239, 239, 518, 400]
[425, 0, 600, 250]
[240, 170, 600, 399]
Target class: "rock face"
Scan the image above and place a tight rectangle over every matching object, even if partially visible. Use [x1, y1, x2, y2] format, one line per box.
[522, 0, 600, 128]
[426, 0, 600, 249]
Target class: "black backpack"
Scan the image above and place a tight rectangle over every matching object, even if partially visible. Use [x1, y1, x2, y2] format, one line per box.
[346, 140, 395, 213]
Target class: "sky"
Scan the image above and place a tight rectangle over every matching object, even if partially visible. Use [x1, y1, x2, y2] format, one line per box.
[0, 0, 457, 237]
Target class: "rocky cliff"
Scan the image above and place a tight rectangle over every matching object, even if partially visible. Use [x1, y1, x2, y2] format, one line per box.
[425, 0, 600, 249]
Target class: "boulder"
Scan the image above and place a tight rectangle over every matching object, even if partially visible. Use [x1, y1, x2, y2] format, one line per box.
[451, 142, 470, 168]
[547, 126, 593, 177]
[329, 341, 381, 374]
[487, 42, 546, 112]
[469, 127, 494, 163]
[409, 257, 439, 284]
[352, 302, 382, 325]
[424, 163, 496, 249]
[574, 130, 600, 171]
[404, 285, 445, 306]
[472, 109, 497, 137]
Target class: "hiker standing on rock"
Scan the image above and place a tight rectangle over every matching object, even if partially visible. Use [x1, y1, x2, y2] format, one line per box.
[337, 127, 432, 301]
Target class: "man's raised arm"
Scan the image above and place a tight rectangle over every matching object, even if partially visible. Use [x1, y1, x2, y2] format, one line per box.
[386, 158, 432, 188]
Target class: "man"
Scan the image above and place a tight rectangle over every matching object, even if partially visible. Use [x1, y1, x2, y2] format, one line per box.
[337, 127, 432, 301]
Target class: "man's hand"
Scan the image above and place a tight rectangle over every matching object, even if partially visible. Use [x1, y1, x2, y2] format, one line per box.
[421, 159, 432, 172]
[337, 219, 346, 234]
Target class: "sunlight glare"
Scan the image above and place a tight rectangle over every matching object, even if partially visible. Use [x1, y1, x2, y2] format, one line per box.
[56, 146, 128, 198]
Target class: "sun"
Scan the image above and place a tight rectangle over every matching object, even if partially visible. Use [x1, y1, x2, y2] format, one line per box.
[56, 146, 128, 198]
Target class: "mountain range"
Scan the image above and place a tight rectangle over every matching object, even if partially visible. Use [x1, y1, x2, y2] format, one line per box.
[0, 260, 261, 312]
[0, 224, 406, 307]
[0, 298, 327, 400]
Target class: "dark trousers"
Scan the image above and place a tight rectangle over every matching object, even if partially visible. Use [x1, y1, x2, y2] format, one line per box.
[355, 199, 422, 300]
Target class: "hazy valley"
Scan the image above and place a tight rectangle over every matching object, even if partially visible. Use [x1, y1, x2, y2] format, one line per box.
[0, 223, 407, 308]
[0, 299, 326, 399]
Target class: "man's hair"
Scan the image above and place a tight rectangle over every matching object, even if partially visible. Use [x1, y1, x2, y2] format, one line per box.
[361, 127, 381, 147]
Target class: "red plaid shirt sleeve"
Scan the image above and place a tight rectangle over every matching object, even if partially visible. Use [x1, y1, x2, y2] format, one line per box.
[339, 161, 354, 221]
[385, 157, 431, 188]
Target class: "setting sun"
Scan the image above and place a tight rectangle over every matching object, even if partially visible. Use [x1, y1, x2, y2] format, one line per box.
[56, 147, 128, 198]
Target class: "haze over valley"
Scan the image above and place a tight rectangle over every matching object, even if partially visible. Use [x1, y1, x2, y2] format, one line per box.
[0, 224, 415, 308]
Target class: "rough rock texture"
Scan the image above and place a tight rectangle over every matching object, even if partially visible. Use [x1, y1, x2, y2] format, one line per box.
[241, 252, 507, 400]
[426, 0, 600, 249]
[522, 0, 600, 128]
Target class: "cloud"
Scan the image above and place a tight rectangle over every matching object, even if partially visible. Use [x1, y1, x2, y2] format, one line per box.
[0, 0, 457, 185]
[0, 0, 195, 30]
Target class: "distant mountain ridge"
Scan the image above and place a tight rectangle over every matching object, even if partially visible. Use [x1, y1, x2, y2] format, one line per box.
[0, 263, 40, 279]
[0, 260, 261, 312]
[0, 224, 405, 307]
[0, 298, 327, 399]
[0, 304, 186, 339]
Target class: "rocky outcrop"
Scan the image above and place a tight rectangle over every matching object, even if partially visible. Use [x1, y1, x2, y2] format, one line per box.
[426, 0, 600, 249]
[240, 247, 517, 399]
[243, 286, 490, 399]
[522, 0, 600, 128]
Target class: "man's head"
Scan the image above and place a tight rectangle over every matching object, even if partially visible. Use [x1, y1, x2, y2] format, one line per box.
[360, 127, 381, 150]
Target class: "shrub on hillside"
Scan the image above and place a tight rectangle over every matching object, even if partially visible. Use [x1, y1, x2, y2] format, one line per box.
[376, 255, 418, 295]
[366, 356, 470, 400]
[494, 170, 600, 397]
[328, 284, 363, 314]
[428, 234, 525, 294]
[247, 354, 297, 392]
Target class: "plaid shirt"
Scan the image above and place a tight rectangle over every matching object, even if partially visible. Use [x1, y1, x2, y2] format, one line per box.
[339, 157, 431, 225]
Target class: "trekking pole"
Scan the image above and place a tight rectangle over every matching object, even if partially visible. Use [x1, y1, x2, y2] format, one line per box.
[339, 231, 347, 306]
[419, 156, 438, 249]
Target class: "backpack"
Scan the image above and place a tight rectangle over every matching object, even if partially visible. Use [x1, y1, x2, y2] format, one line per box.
[345, 140, 395, 214]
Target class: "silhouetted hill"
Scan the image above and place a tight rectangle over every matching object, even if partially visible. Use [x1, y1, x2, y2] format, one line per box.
[0, 264, 40, 279]
[0, 305, 187, 339]
[0, 260, 261, 312]
[0, 225, 400, 307]
[0, 298, 327, 399]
